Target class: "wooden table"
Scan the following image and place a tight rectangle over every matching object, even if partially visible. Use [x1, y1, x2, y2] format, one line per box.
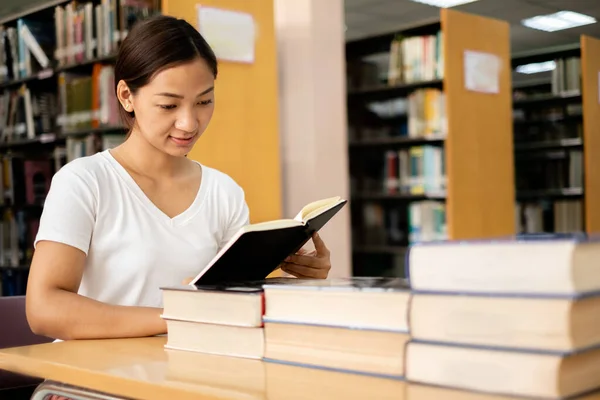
[0, 337, 599, 400]
[0, 336, 407, 399]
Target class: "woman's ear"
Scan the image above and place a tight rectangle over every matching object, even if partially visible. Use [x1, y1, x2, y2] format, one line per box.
[116, 80, 134, 113]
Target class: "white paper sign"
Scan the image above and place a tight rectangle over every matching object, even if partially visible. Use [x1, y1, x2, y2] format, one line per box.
[197, 6, 256, 64]
[464, 50, 501, 94]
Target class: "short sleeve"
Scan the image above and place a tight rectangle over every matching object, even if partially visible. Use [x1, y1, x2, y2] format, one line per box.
[218, 185, 250, 250]
[34, 166, 97, 255]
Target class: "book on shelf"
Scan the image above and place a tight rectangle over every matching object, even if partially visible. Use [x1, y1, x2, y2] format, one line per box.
[53, 0, 160, 67]
[17, 18, 55, 76]
[189, 196, 347, 286]
[0, 0, 160, 83]
[388, 31, 444, 86]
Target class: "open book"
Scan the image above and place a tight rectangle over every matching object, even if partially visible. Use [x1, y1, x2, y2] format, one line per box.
[189, 196, 347, 286]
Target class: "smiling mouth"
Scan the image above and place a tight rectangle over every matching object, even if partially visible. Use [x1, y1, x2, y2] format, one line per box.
[169, 135, 196, 146]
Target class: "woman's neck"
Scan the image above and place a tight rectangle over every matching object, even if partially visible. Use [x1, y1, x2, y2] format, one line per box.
[114, 129, 188, 179]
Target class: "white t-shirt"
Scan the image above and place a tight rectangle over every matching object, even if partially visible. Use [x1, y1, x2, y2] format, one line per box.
[34, 149, 249, 308]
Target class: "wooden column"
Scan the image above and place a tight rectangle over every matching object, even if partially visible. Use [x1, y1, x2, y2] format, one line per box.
[581, 35, 600, 234]
[442, 8, 515, 239]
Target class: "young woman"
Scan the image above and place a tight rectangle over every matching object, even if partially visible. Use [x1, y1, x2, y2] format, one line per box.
[25, 15, 332, 341]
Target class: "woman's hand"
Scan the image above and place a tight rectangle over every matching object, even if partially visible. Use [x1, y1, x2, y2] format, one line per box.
[280, 232, 331, 279]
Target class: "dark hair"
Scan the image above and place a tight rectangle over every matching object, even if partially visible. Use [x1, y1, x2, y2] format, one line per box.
[114, 15, 218, 131]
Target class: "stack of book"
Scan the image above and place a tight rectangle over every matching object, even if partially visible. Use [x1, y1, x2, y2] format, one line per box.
[160, 283, 265, 359]
[160, 196, 350, 360]
[261, 277, 410, 379]
[405, 235, 600, 398]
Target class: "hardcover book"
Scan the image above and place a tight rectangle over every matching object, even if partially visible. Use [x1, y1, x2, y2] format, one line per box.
[190, 196, 347, 286]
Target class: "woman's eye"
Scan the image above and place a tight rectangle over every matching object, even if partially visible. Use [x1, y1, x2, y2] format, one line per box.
[198, 100, 213, 106]
[159, 104, 177, 110]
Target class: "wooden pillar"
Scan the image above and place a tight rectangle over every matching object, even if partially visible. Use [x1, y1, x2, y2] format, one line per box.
[442, 9, 515, 239]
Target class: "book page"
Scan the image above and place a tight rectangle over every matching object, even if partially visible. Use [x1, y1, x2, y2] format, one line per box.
[294, 196, 342, 222]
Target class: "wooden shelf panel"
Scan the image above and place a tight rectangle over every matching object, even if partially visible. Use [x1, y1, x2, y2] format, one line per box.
[581, 35, 600, 234]
[513, 92, 582, 108]
[514, 138, 583, 152]
[0, 127, 126, 150]
[442, 9, 515, 240]
[62, 126, 126, 137]
[348, 80, 443, 101]
[513, 114, 582, 125]
[516, 187, 584, 200]
[0, 134, 65, 150]
[349, 135, 445, 148]
[0, 54, 119, 91]
[511, 44, 581, 69]
[352, 192, 446, 201]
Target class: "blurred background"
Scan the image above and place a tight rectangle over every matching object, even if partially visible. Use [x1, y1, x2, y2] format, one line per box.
[0, 0, 598, 295]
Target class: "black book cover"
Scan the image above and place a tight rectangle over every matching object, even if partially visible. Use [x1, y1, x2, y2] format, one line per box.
[191, 200, 347, 286]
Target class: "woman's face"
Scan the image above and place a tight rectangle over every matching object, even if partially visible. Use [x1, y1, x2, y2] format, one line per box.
[128, 57, 215, 157]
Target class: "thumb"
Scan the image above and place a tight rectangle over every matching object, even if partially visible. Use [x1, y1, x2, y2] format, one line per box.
[312, 232, 329, 256]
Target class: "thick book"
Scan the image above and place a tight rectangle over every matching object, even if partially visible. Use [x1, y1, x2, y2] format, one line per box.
[161, 282, 266, 327]
[410, 291, 600, 353]
[406, 233, 600, 296]
[406, 341, 600, 399]
[189, 196, 347, 286]
[263, 276, 411, 331]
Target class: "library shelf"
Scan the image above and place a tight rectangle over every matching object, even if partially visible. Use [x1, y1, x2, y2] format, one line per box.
[0, 0, 161, 296]
[346, 8, 514, 277]
[512, 34, 600, 236]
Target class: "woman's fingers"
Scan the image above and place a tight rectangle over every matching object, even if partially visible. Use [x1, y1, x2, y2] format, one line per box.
[281, 263, 329, 279]
[285, 253, 320, 268]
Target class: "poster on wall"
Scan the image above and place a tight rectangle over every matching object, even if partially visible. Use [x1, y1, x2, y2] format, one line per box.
[463, 50, 501, 94]
[196, 5, 256, 64]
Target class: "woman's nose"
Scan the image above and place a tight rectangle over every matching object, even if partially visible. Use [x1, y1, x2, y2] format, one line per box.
[175, 110, 198, 133]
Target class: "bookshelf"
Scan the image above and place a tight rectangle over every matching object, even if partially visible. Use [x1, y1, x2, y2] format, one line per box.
[346, 9, 515, 278]
[511, 35, 600, 236]
[0, 0, 161, 296]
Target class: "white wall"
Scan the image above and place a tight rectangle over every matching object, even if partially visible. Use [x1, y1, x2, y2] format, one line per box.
[274, 0, 352, 278]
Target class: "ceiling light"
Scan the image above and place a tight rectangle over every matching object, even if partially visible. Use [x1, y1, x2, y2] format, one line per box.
[522, 11, 596, 32]
[409, 0, 479, 8]
[516, 61, 556, 74]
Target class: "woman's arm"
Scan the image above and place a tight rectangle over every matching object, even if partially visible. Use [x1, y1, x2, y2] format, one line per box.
[26, 241, 166, 340]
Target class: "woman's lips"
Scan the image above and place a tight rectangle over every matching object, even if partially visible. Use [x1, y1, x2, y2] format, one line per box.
[169, 135, 195, 146]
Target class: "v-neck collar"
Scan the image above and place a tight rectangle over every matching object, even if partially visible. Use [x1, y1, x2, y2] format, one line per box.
[102, 150, 208, 227]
